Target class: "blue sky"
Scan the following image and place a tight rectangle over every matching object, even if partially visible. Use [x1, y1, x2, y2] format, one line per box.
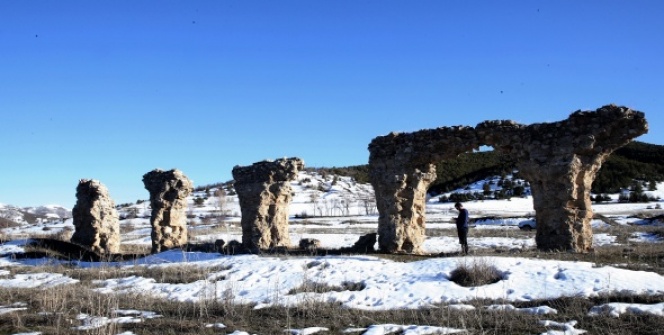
[1, 1, 663, 207]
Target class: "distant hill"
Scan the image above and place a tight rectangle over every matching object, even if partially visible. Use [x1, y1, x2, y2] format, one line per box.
[316, 141, 664, 195]
[0, 204, 71, 227]
[594, 141, 664, 193]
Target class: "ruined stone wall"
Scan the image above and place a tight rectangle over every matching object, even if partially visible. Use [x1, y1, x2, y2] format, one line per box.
[368, 127, 477, 253]
[142, 169, 193, 253]
[478, 105, 648, 251]
[71, 179, 120, 254]
[370, 105, 648, 253]
[232, 157, 304, 252]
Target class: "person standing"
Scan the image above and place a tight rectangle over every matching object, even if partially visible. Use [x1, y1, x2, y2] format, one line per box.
[454, 202, 469, 255]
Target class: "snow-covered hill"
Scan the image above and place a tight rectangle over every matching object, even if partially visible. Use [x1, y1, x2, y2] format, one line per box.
[116, 170, 377, 221]
[0, 203, 71, 226]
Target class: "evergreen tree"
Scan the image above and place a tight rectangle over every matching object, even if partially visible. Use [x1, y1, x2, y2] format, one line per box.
[649, 179, 658, 191]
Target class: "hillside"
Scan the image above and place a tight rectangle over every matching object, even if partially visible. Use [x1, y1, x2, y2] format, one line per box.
[594, 141, 664, 193]
[0, 204, 71, 226]
[117, 170, 377, 222]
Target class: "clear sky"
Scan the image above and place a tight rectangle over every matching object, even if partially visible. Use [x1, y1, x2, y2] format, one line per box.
[1, 1, 662, 208]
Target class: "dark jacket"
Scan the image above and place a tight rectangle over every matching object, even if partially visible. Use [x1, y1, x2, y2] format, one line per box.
[456, 208, 469, 229]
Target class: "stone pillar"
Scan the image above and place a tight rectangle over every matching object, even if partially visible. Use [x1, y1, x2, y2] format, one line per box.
[371, 163, 436, 254]
[479, 105, 648, 252]
[519, 158, 598, 251]
[142, 169, 193, 253]
[71, 179, 120, 254]
[232, 157, 304, 252]
[368, 127, 478, 254]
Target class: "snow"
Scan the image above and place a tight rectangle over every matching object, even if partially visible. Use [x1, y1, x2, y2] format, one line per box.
[354, 324, 465, 335]
[3, 241, 663, 333]
[0, 272, 79, 288]
[286, 327, 330, 335]
[630, 232, 664, 243]
[538, 320, 586, 335]
[205, 323, 227, 328]
[485, 304, 558, 315]
[78, 253, 664, 310]
[588, 302, 664, 317]
[73, 310, 161, 331]
[0, 302, 28, 315]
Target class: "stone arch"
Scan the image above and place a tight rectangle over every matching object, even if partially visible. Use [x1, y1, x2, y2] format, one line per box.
[478, 105, 648, 252]
[369, 105, 648, 254]
[368, 126, 479, 253]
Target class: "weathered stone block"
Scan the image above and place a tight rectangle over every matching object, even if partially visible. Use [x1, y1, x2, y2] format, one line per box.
[143, 169, 193, 253]
[232, 157, 304, 252]
[71, 179, 120, 254]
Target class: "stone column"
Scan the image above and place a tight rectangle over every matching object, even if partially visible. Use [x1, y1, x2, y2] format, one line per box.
[71, 179, 120, 254]
[371, 162, 436, 254]
[142, 169, 193, 253]
[368, 127, 478, 254]
[519, 157, 599, 251]
[232, 157, 304, 252]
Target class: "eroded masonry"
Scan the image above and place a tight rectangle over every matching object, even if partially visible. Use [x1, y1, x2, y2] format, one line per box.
[143, 169, 193, 253]
[71, 179, 120, 254]
[232, 157, 305, 251]
[369, 105, 648, 253]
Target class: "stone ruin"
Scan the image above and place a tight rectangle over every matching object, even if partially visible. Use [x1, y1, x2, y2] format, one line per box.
[232, 157, 305, 252]
[369, 127, 478, 254]
[71, 179, 120, 254]
[478, 106, 648, 252]
[369, 105, 648, 253]
[142, 169, 194, 253]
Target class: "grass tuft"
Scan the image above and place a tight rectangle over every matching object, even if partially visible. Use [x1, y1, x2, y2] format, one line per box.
[450, 258, 504, 287]
[288, 280, 366, 295]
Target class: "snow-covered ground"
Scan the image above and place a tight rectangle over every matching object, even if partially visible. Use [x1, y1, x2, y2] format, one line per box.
[2, 173, 664, 335]
[1, 234, 664, 335]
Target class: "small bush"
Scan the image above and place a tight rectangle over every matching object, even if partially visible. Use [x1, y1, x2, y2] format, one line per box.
[193, 197, 205, 207]
[450, 258, 504, 287]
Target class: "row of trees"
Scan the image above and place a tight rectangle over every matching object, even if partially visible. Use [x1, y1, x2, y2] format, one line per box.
[299, 193, 377, 217]
[439, 189, 523, 203]
[439, 176, 530, 203]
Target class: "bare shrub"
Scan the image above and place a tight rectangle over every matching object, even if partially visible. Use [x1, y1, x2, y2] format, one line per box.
[120, 243, 151, 254]
[450, 258, 504, 287]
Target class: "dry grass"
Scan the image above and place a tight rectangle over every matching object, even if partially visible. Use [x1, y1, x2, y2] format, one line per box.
[449, 258, 504, 287]
[287, 280, 366, 295]
[120, 243, 151, 254]
[3, 284, 664, 335]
